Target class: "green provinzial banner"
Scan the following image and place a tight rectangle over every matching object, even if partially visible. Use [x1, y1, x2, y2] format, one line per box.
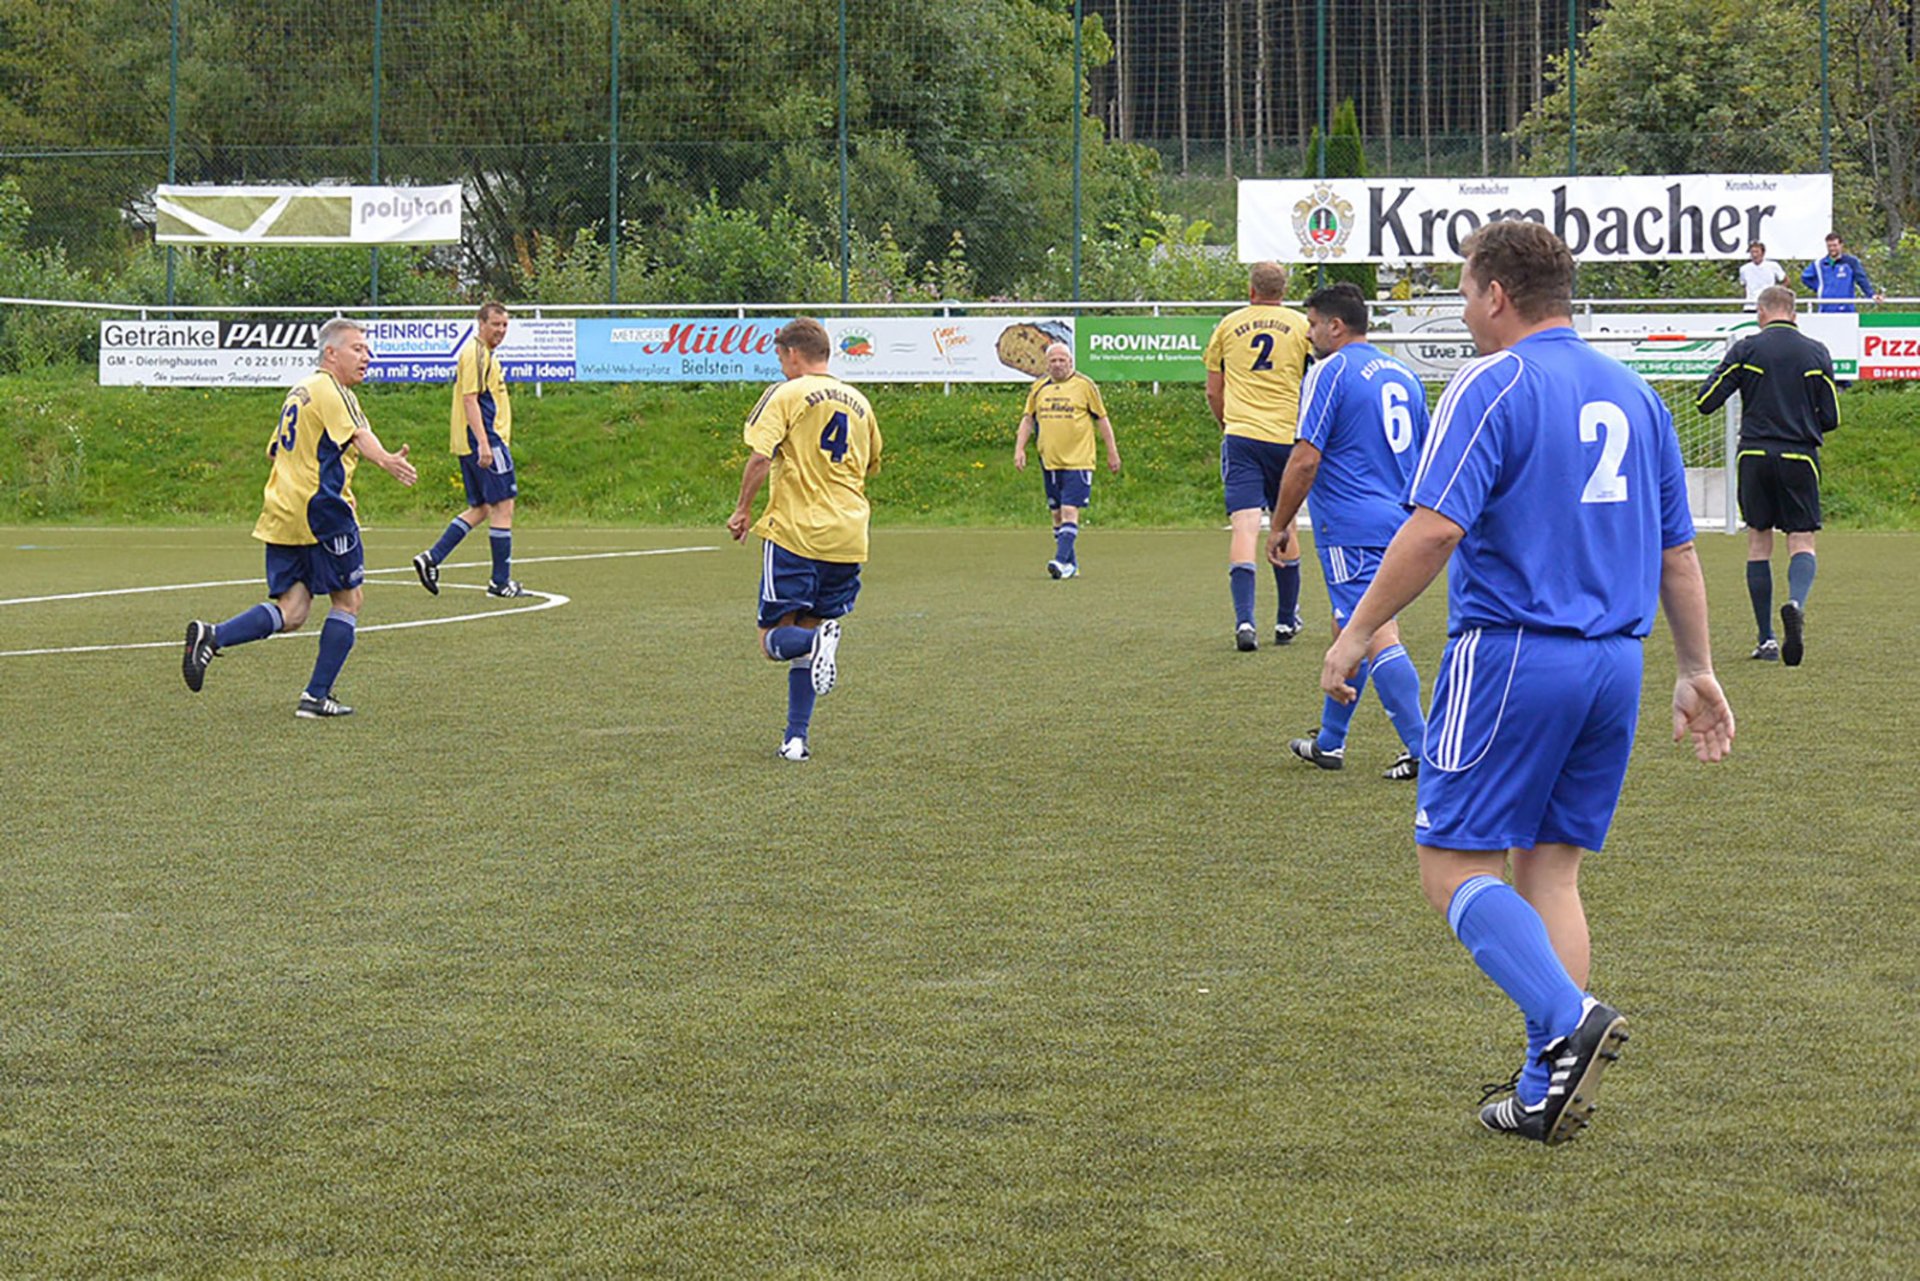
[1075, 316, 1224, 382]
[155, 184, 462, 245]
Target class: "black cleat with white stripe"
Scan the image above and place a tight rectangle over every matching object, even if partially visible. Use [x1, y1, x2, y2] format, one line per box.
[182, 620, 216, 692]
[1480, 998, 1629, 1146]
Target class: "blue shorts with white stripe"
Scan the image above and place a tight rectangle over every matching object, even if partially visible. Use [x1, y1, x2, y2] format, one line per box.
[757, 539, 861, 628]
[1316, 544, 1386, 626]
[1415, 628, 1643, 853]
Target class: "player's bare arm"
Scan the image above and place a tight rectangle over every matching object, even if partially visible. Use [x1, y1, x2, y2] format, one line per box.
[1659, 541, 1735, 762]
[728, 452, 773, 541]
[352, 427, 417, 486]
[1267, 441, 1322, 562]
[1098, 417, 1121, 473]
[464, 393, 492, 466]
[1013, 415, 1034, 470]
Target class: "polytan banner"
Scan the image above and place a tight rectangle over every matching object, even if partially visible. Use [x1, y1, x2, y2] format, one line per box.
[1239, 175, 1832, 264]
[155, 185, 462, 245]
[98, 317, 577, 387]
[823, 318, 1073, 382]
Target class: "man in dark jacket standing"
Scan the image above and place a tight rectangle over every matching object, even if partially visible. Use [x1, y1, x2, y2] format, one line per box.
[1697, 285, 1841, 667]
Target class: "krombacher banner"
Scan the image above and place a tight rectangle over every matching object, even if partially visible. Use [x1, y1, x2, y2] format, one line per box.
[1239, 175, 1832, 264]
[154, 184, 462, 245]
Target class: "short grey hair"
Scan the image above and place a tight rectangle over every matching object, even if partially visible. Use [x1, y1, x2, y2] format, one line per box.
[1756, 285, 1797, 318]
[317, 317, 365, 360]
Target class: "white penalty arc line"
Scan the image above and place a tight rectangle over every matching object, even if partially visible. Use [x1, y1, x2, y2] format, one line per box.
[0, 545, 717, 609]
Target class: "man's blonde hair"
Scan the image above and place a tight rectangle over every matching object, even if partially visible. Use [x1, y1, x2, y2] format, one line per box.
[1249, 261, 1289, 301]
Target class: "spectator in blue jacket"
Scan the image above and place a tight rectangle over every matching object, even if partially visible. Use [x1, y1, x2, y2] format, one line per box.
[1801, 233, 1884, 313]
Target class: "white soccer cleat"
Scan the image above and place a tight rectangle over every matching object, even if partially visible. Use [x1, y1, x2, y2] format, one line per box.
[810, 619, 841, 695]
[777, 736, 811, 762]
[1057, 561, 1078, 578]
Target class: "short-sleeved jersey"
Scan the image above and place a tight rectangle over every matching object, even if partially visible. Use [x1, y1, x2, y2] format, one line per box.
[1409, 327, 1693, 639]
[1204, 302, 1314, 443]
[1022, 372, 1107, 469]
[744, 373, 882, 563]
[449, 336, 511, 455]
[253, 372, 366, 546]
[1295, 341, 1429, 548]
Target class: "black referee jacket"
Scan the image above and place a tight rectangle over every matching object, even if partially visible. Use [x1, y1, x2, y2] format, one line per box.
[1695, 320, 1840, 450]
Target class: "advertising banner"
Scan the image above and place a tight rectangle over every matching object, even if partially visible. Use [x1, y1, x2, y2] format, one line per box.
[155, 185, 462, 245]
[99, 317, 577, 387]
[1239, 174, 1832, 264]
[575, 318, 788, 382]
[824, 317, 1073, 382]
[1074, 316, 1221, 382]
[1860, 314, 1920, 380]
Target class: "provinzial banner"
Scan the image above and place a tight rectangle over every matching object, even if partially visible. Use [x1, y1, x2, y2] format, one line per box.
[154, 184, 462, 245]
[1074, 316, 1220, 381]
[1238, 174, 1833, 264]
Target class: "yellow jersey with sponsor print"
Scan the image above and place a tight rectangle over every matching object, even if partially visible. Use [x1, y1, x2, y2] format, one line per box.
[1022, 372, 1108, 469]
[252, 372, 364, 545]
[1204, 303, 1313, 443]
[744, 374, 882, 563]
[449, 335, 512, 454]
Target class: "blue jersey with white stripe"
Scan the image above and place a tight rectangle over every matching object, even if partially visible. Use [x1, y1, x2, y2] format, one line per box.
[1295, 341, 1428, 547]
[1409, 326, 1693, 638]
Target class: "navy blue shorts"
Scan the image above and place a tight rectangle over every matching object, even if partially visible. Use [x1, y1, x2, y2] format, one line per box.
[758, 539, 861, 628]
[264, 533, 365, 598]
[1043, 468, 1093, 511]
[1316, 545, 1387, 626]
[1221, 434, 1292, 514]
[1416, 628, 1644, 853]
[459, 444, 518, 507]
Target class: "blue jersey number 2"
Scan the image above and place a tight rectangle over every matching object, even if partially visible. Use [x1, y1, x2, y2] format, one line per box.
[818, 411, 851, 463]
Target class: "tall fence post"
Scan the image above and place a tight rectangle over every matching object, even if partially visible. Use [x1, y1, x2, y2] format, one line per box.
[1819, 0, 1831, 171]
[370, 0, 383, 309]
[165, 0, 179, 313]
[1071, 0, 1084, 302]
[1567, 0, 1578, 174]
[610, 0, 622, 304]
[838, 0, 850, 304]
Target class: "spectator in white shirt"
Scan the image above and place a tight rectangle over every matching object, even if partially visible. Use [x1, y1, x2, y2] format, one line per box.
[1739, 241, 1786, 310]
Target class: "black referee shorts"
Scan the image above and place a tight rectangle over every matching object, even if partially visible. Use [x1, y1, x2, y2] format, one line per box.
[1737, 445, 1822, 532]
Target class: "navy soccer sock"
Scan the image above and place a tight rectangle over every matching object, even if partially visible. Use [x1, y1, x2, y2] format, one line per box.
[1055, 521, 1079, 565]
[765, 626, 816, 662]
[1369, 643, 1427, 753]
[1746, 560, 1773, 642]
[427, 517, 472, 566]
[304, 609, 357, 699]
[785, 661, 817, 741]
[1787, 550, 1816, 608]
[1273, 560, 1302, 627]
[1229, 562, 1257, 628]
[212, 601, 283, 651]
[1447, 875, 1587, 1097]
[1317, 659, 1371, 751]
[489, 527, 513, 585]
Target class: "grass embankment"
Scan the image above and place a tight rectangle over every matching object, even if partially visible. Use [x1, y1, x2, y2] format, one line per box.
[3, 367, 1916, 528]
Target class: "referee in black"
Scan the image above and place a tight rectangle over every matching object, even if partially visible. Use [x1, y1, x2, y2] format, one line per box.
[1696, 284, 1839, 667]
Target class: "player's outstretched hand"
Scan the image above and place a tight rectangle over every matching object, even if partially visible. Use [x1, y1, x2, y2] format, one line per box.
[1321, 631, 1368, 705]
[387, 444, 418, 487]
[726, 508, 752, 542]
[1672, 672, 1734, 762]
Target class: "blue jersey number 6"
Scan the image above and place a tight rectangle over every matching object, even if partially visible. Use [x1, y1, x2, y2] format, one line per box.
[818, 411, 850, 463]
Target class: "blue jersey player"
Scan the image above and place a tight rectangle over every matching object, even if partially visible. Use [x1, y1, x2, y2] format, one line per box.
[1322, 222, 1734, 1145]
[1269, 282, 1429, 781]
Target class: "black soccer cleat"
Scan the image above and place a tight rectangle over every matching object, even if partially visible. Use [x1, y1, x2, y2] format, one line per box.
[1289, 736, 1345, 770]
[1780, 602, 1805, 667]
[486, 579, 528, 599]
[182, 620, 216, 692]
[1235, 623, 1258, 652]
[1273, 622, 1300, 646]
[1493, 998, 1628, 1146]
[296, 692, 354, 719]
[1749, 638, 1779, 661]
[412, 551, 440, 595]
[1382, 751, 1419, 781]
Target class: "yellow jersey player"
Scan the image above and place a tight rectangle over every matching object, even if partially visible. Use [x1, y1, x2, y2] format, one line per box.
[726, 317, 882, 762]
[182, 318, 418, 717]
[1013, 342, 1121, 578]
[414, 300, 525, 597]
[1204, 261, 1313, 650]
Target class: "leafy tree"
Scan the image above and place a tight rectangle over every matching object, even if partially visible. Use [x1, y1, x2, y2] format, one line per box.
[1299, 99, 1378, 298]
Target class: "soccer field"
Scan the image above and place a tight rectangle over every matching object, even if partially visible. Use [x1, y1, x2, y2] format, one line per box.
[1, 524, 1914, 1275]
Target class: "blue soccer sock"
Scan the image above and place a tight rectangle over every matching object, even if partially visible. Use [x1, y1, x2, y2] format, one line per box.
[212, 601, 283, 651]
[427, 516, 472, 566]
[1369, 643, 1427, 753]
[304, 609, 357, 699]
[765, 625, 816, 662]
[1787, 551, 1816, 608]
[1746, 560, 1773, 642]
[1447, 875, 1588, 1091]
[1318, 659, 1370, 751]
[1273, 559, 1302, 627]
[785, 661, 817, 741]
[1518, 1012, 1554, 1106]
[1229, 562, 1257, 627]
[1055, 521, 1079, 565]
[489, 527, 513, 586]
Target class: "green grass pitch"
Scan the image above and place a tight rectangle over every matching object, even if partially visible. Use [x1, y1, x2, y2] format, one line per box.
[0, 524, 1914, 1275]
